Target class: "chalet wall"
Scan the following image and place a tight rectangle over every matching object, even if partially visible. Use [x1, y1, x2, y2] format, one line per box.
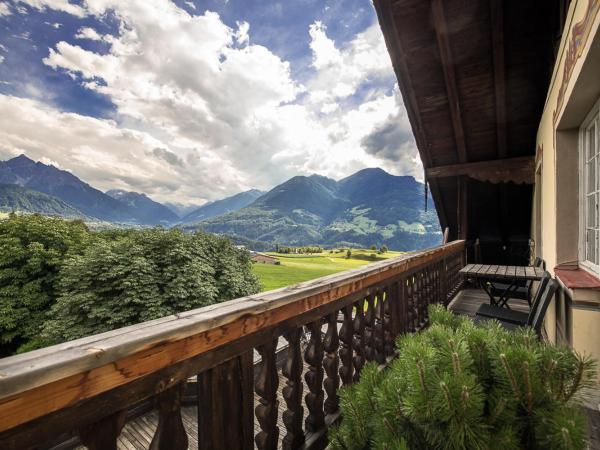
[535, 0, 600, 369]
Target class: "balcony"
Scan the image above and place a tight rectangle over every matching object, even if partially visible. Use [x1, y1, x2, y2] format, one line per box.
[0, 242, 465, 450]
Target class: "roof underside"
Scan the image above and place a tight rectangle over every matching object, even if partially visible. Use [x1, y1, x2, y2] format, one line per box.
[375, 0, 564, 258]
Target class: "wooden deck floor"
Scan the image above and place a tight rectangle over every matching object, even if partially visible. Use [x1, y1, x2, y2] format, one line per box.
[448, 287, 530, 317]
[74, 288, 599, 450]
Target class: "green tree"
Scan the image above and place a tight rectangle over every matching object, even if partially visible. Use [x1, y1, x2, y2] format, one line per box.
[346, 249, 352, 259]
[370, 245, 377, 251]
[43, 228, 260, 343]
[380, 245, 388, 253]
[0, 214, 90, 354]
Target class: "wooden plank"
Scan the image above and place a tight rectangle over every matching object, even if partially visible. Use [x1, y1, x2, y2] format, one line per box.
[372, 0, 450, 233]
[459, 264, 475, 274]
[490, 0, 507, 158]
[496, 266, 508, 278]
[426, 156, 535, 181]
[432, 0, 468, 164]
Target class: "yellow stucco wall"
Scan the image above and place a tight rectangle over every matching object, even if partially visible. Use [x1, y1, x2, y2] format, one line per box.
[535, 0, 600, 366]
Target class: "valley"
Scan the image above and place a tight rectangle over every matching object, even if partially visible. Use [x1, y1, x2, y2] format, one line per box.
[252, 249, 404, 291]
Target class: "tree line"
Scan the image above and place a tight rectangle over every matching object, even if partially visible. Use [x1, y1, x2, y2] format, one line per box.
[275, 245, 323, 254]
[0, 214, 260, 356]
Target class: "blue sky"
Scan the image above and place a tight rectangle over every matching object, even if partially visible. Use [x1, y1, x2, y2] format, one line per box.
[0, 0, 419, 205]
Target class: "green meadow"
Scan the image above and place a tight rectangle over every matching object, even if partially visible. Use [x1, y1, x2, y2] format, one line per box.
[252, 249, 404, 291]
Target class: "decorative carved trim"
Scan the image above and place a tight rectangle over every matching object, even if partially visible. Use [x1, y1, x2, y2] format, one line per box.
[553, 0, 600, 123]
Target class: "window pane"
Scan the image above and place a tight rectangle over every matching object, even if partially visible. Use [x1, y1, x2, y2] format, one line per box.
[587, 228, 597, 264]
[588, 195, 596, 227]
[589, 126, 597, 159]
[588, 158, 596, 193]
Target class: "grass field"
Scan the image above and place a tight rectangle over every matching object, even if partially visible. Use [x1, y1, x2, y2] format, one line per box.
[252, 249, 404, 291]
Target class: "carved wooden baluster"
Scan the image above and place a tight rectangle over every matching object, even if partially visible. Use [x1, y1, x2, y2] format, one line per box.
[79, 411, 126, 450]
[352, 299, 366, 382]
[410, 273, 419, 332]
[434, 261, 441, 304]
[406, 276, 415, 333]
[419, 270, 426, 328]
[375, 289, 386, 363]
[255, 339, 279, 450]
[282, 328, 304, 450]
[424, 267, 432, 324]
[441, 257, 449, 305]
[383, 285, 395, 357]
[150, 382, 188, 450]
[323, 312, 340, 414]
[338, 304, 354, 385]
[364, 293, 376, 362]
[304, 319, 325, 432]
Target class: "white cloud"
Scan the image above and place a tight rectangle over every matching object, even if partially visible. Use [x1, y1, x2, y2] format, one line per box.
[5, 0, 422, 203]
[235, 21, 250, 46]
[307, 20, 393, 105]
[184, 1, 195, 10]
[16, 0, 86, 17]
[0, 95, 244, 203]
[74, 27, 102, 40]
[0, 2, 11, 16]
[0, 56, 4, 64]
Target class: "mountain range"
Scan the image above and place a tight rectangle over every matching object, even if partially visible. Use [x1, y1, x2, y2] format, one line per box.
[0, 155, 441, 250]
[184, 168, 441, 251]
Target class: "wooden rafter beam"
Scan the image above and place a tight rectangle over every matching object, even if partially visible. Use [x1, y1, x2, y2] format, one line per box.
[431, 0, 468, 164]
[490, 0, 507, 158]
[373, 0, 450, 230]
[426, 156, 535, 184]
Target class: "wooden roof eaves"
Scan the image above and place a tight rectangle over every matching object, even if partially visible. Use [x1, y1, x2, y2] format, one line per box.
[431, 0, 468, 164]
[373, 0, 450, 232]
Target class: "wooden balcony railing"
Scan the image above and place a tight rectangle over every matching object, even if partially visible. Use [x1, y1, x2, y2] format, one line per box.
[0, 241, 465, 450]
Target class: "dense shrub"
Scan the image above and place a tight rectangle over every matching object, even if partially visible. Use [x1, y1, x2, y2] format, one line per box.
[330, 304, 596, 450]
[43, 229, 260, 343]
[0, 214, 90, 354]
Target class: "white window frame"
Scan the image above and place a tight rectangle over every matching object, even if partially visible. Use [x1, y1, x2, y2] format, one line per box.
[579, 97, 600, 276]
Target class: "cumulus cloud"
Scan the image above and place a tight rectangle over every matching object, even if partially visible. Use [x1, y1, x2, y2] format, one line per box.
[74, 27, 102, 41]
[3, 0, 422, 203]
[16, 0, 86, 17]
[306, 20, 393, 106]
[0, 2, 11, 16]
[0, 95, 245, 203]
[361, 89, 421, 178]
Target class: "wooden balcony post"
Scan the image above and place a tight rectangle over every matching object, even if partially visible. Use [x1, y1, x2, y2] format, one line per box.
[79, 410, 126, 450]
[255, 339, 280, 450]
[339, 304, 354, 385]
[323, 312, 340, 415]
[197, 352, 254, 450]
[282, 328, 304, 450]
[150, 382, 188, 450]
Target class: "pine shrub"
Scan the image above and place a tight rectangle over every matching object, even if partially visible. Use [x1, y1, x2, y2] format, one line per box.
[329, 304, 596, 450]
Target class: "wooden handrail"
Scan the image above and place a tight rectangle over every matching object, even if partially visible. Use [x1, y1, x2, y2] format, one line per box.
[0, 240, 465, 450]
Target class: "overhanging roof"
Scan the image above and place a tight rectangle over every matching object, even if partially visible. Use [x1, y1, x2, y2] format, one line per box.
[374, 0, 563, 241]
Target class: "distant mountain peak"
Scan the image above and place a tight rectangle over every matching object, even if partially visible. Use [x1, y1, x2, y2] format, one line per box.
[180, 188, 264, 224]
[7, 154, 36, 166]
